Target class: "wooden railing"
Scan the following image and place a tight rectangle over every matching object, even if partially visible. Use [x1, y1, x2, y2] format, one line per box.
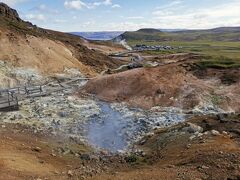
[0, 91, 19, 111]
[24, 86, 43, 95]
[0, 85, 43, 96]
[0, 85, 43, 111]
[0, 77, 89, 112]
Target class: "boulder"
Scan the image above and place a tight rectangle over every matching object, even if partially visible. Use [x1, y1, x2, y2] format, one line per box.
[0, 3, 22, 21]
[183, 123, 203, 133]
[211, 130, 220, 136]
[80, 154, 91, 161]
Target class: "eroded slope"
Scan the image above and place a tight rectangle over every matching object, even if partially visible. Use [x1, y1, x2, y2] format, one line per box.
[0, 2, 121, 76]
[82, 59, 240, 112]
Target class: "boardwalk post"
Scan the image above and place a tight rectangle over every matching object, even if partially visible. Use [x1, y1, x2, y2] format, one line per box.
[40, 86, 43, 94]
[16, 96, 18, 107]
[8, 92, 10, 106]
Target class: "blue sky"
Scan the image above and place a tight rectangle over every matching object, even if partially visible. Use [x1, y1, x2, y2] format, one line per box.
[1, 0, 240, 32]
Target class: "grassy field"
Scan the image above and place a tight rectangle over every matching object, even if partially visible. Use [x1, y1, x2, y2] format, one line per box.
[128, 40, 240, 68]
[128, 40, 240, 59]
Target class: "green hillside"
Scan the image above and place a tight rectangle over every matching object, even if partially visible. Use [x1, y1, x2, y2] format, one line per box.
[115, 27, 240, 42]
[114, 28, 240, 60]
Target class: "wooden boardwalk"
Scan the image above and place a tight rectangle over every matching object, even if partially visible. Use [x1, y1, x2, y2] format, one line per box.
[0, 86, 43, 112]
[0, 77, 91, 112]
[0, 93, 19, 111]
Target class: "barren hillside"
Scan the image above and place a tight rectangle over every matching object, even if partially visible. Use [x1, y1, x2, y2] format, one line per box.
[82, 57, 240, 112]
[0, 3, 122, 76]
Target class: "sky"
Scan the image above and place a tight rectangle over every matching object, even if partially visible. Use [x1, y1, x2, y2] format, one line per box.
[1, 0, 240, 32]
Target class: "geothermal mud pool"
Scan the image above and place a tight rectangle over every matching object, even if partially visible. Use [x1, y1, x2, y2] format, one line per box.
[86, 102, 130, 152]
[0, 90, 188, 153]
[85, 101, 187, 152]
[0, 65, 189, 153]
[85, 102, 143, 152]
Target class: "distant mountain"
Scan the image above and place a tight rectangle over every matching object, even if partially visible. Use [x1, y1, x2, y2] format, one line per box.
[72, 29, 187, 41]
[159, 29, 187, 32]
[114, 27, 240, 42]
[71, 31, 123, 40]
[136, 28, 161, 33]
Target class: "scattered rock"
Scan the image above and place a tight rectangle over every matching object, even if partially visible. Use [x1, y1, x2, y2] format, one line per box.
[217, 114, 225, 121]
[183, 123, 203, 133]
[58, 111, 68, 118]
[39, 160, 44, 164]
[203, 131, 210, 135]
[32, 146, 42, 152]
[198, 165, 210, 170]
[51, 153, 57, 157]
[189, 135, 196, 140]
[211, 130, 220, 136]
[167, 165, 175, 168]
[80, 154, 91, 161]
[201, 165, 209, 169]
[222, 131, 228, 135]
[67, 170, 74, 177]
[186, 144, 191, 149]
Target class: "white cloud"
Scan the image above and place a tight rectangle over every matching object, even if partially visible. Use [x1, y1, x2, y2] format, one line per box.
[106, 22, 150, 31]
[156, 0, 183, 10]
[64, 0, 87, 10]
[64, 0, 117, 10]
[37, 4, 46, 11]
[30, 4, 59, 14]
[93, 1, 240, 31]
[0, 0, 29, 6]
[127, 16, 144, 20]
[53, 19, 67, 23]
[151, 0, 240, 29]
[112, 4, 121, 8]
[92, 2, 101, 7]
[90, 0, 112, 8]
[153, 0, 184, 16]
[103, 0, 112, 5]
[25, 14, 46, 22]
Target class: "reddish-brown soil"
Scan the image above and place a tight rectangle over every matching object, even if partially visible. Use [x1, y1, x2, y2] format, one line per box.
[0, 3, 124, 76]
[1, 115, 240, 180]
[0, 124, 79, 179]
[1, 3, 240, 180]
[81, 59, 240, 111]
[92, 114, 240, 180]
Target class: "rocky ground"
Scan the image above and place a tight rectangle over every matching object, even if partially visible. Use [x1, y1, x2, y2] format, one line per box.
[1, 113, 240, 179]
[1, 2, 240, 179]
[0, 54, 239, 179]
[84, 113, 240, 180]
[0, 2, 125, 77]
[81, 55, 240, 112]
[0, 41, 239, 180]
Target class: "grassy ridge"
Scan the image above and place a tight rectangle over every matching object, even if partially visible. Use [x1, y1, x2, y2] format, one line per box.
[196, 56, 240, 69]
[128, 40, 240, 59]
[117, 28, 240, 68]
[118, 28, 240, 42]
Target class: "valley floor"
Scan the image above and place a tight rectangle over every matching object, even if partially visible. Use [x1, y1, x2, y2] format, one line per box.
[1, 3, 240, 179]
[0, 50, 239, 180]
[1, 114, 240, 180]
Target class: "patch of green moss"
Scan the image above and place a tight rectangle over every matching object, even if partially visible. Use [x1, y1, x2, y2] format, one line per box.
[197, 56, 240, 69]
[211, 95, 224, 105]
